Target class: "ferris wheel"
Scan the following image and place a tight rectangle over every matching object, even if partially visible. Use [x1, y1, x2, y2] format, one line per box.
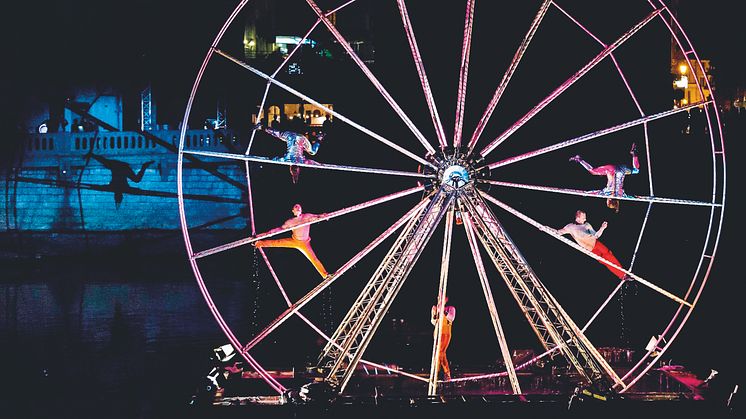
[177, 0, 726, 398]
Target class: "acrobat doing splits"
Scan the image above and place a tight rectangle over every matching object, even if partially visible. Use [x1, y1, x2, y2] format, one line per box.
[253, 203, 330, 279]
[254, 123, 325, 184]
[569, 143, 640, 212]
[557, 210, 630, 281]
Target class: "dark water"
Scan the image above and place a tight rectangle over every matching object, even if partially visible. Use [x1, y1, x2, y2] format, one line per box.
[0, 258, 230, 418]
[1, 227, 742, 419]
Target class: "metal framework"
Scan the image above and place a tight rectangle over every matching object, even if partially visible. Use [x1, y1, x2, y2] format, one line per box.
[460, 185, 623, 392]
[140, 84, 154, 131]
[316, 186, 456, 392]
[176, 0, 727, 400]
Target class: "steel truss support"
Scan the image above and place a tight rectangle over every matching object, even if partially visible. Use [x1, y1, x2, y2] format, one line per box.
[462, 209, 522, 395]
[316, 186, 457, 392]
[458, 185, 623, 392]
[428, 204, 455, 395]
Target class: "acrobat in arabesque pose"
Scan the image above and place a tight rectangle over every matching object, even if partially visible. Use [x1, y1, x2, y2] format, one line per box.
[254, 123, 325, 184]
[569, 143, 640, 212]
[252, 203, 330, 279]
[557, 210, 631, 281]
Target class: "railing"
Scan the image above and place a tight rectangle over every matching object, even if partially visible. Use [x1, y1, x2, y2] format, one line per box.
[22, 129, 240, 155]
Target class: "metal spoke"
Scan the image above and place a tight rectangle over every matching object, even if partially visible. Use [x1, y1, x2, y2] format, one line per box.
[481, 179, 722, 207]
[478, 190, 692, 307]
[551, 1, 645, 116]
[479, 8, 663, 158]
[215, 49, 436, 169]
[246, 2, 357, 153]
[468, 0, 551, 152]
[453, 0, 476, 149]
[256, 227, 428, 383]
[317, 187, 456, 392]
[428, 204, 455, 395]
[486, 100, 710, 170]
[461, 211, 522, 394]
[242, 198, 430, 353]
[396, 0, 448, 149]
[184, 149, 434, 179]
[305, 0, 437, 156]
[192, 185, 424, 259]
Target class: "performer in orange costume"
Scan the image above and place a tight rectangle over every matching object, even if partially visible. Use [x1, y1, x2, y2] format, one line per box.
[431, 296, 456, 380]
[253, 203, 330, 279]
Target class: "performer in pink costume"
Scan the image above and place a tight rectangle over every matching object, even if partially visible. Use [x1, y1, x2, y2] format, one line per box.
[569, 143, 640, 212]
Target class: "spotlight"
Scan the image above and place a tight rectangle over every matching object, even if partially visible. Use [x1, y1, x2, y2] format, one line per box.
[645, 335, 666, 357]
[213, 343, 237, 363]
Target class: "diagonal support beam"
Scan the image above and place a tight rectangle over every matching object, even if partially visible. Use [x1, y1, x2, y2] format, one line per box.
[480, 179, 722, 207]
[486, 100, 708, 170]
[462, 211, 522, 395]
[460, 185, 624, 391]
[215, 49, 435, 169]
[316, 186, 456, 392]
[479, 8, 663, 158]
[453, 0, 476, 149]
[306, 0, 437, 156]
[242, 198, 431, 354]
[193, 185, 424, 259]
[468, 0, 552, 152]
[428, 204, 455, 395]
[479, 190, 692, 307]
[183, 149, 434, 179]
[396, 0, 448, 149]
[247, 1, 358, 153]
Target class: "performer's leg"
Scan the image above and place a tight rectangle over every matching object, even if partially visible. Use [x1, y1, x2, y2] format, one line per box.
[289, 165, 300, 184]
[631, 147, 640, 172]
[131, 160, 155, 183]
[255, 237, 302, 249]
[439, 332, 452, 380]
[570, 155, 595, 173]
[592, 241, 626, 279]
[298, 241, 329, 278]
[588, 164, 615, 176]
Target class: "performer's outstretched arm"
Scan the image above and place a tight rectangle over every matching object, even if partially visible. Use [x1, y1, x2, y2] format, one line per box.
[255, 123, 287, 143]
[594, 221, 608, 238]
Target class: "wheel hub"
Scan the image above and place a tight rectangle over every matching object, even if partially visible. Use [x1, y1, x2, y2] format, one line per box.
[424, 149, 486, 190]
[441, 164, 469, 188]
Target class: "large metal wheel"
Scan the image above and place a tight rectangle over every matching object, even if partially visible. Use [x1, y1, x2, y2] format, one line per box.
[177, 0, 726, 397]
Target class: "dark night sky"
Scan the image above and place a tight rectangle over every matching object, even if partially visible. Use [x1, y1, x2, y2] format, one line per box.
[2, 0, 744, 126]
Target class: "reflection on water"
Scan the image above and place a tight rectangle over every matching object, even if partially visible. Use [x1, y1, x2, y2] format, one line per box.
[0, 260, 234, 418]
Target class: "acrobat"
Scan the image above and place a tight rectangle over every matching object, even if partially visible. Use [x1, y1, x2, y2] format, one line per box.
[557, 210, 631, 281]
[254, 123, 325, 184]
[253, 203, 330, 279]
[569, 143, 640, 212]
[431, 296, 456, 380]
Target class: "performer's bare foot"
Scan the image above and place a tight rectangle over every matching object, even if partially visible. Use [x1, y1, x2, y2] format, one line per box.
[630, 143, 637, 155]
[569, 155, 581, 162]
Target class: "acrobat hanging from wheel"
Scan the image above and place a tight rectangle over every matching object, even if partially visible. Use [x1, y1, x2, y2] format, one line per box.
[254, 123, 325, 184]
[569, 143, 639, 212]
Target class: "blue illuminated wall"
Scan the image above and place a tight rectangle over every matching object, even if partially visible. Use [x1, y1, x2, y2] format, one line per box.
[0, 130, 246, 232]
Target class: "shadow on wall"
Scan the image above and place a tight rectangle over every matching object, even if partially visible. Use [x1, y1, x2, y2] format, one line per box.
[85, 151, 155, 208]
